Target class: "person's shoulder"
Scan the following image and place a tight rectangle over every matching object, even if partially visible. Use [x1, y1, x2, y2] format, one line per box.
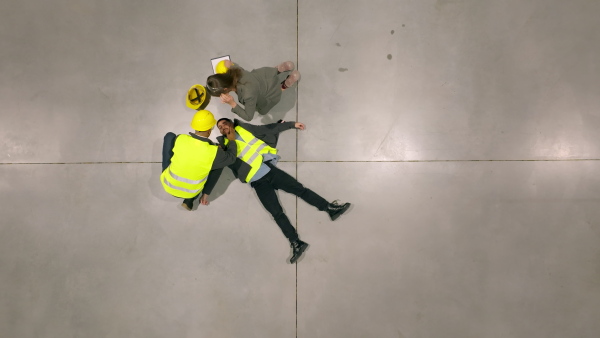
[231, 63, 245, 71]
[238, 70, 257, 84]
[234, 119, 255, 128]
[188, 133, 217, 144]
[234, 120, 246, 129]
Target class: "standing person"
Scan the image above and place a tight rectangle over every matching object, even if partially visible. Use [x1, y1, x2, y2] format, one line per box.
[206, 61, 301, 121]
[216, 118, 351, 264]
[161, 110, 237, 210]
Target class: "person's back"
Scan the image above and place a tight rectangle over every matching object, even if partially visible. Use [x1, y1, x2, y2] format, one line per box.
[161, 134, 217, 199]
[206, 60, 300, 121]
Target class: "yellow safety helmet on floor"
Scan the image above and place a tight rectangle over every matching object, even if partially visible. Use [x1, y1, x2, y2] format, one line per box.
[190, 110, 217, 131]
[186, 84, 210, 110]
[215, 60, 230, 74]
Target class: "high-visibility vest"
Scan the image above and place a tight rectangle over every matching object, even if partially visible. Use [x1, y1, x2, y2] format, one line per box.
[161, 135, 218, 198]
[224, 126, 277, 182]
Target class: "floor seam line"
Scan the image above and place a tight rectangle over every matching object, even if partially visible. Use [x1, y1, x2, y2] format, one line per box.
[4, 159, 600, 165]
[295, 1, 299, 337]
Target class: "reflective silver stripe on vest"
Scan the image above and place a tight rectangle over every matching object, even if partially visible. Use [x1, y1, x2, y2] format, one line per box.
[168, 167, 207, 185]
[246, 143, 267, 164]
[163, 177, 202, 194]
[238, 137, 261, 159]
[238, 144, 251, 159]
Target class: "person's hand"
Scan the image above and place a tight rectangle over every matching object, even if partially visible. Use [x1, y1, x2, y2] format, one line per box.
[295, 122, 306, 130]
[225, 125, 236, 141]
[220, 93, 236, 108]
[200, 193, 210, 206]
[223, 60, 233, 68]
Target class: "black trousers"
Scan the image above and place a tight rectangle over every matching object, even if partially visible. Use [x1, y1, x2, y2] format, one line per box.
[162, 132, 176, 171]
[250, 165, 329, 243]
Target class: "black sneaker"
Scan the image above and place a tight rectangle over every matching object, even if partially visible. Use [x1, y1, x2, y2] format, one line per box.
[181, 198, 194, 211]
[290, 240, 309, 264]
[327, 200, 351, 221]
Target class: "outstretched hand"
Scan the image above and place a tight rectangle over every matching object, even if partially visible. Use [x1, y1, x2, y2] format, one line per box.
[295, 122, 306, 130]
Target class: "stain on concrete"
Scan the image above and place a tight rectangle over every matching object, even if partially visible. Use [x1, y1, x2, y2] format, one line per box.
[387, 54, 392, 60]
[338, 68, 348, 72]
[336, 42, 341, 47]
[391, 30, 395, 35]
[402, 24, 405, 27]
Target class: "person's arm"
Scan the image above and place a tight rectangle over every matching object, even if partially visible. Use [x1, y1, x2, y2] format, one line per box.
[236, 119, 299, 148]
[199, 167, 223, 206]
[210, 141, 237, 170]
[201, 168, 223, 196]
[238, 119, 296, 136]
[200, 140, 237, 205]
[231, 95, 256, 121]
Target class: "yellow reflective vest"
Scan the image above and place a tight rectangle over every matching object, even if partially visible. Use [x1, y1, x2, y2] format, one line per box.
[161, 135, 218, 198]
[224, 126, 277, 183]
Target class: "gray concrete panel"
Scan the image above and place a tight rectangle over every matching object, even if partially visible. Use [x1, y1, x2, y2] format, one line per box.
[298, 0, 600, 161]
[0, 0, 298, 163]
[297, 161, 600, 338]
[0, 162, 298, 337]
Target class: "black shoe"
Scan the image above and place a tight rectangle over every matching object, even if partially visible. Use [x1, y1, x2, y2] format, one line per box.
[327, 200, 351, 221]
[290, 240, 309, 264]
[181, 198, 194, 211]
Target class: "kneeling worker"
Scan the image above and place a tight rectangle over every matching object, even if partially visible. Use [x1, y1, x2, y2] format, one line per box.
[161, 110, 237, 210]
[216, 118, 351, 263]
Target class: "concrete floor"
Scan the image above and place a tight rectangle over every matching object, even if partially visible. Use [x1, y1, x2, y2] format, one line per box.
[1, 0, 599, 337]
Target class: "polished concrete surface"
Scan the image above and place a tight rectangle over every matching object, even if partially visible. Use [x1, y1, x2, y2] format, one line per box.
[1, 0, 599, 337]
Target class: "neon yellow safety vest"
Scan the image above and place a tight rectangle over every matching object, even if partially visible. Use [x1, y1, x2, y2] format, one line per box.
[160, 135, 218, 198]
[224, 126, 277, 182]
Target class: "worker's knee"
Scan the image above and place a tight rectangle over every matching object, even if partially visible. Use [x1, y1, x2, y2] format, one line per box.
[164, 132, 176, 142]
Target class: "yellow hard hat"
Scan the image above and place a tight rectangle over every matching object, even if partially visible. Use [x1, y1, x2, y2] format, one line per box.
[186, 84, 209, 110]
[190, 110, 217, 131]
[215, 60, 230, 74]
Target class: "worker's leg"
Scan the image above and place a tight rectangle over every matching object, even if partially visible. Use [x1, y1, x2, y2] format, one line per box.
[162, 132, 177, 171]
[268, 166, 329, 211]
[251, 175, 299, 243]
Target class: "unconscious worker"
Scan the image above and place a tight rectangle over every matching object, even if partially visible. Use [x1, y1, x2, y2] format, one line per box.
[215, 118, 351, 263]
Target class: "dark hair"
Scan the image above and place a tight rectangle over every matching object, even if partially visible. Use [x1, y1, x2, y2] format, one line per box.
[217, 117, 233, 125]
[206, 68, 242, 97]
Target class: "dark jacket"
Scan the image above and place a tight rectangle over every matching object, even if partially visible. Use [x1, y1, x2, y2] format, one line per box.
[186, 132, 237, 194]
[216, 119, 296, 183]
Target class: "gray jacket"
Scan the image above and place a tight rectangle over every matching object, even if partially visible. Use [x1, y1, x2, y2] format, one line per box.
[216, 119, 296, 183]
[231, 65, 282, 121]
